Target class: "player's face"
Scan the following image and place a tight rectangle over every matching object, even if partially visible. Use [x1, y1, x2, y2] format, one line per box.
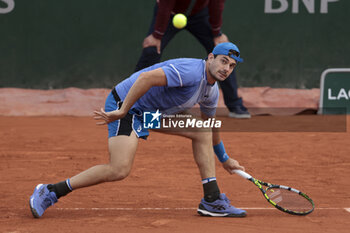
[207, 54, 237, 83]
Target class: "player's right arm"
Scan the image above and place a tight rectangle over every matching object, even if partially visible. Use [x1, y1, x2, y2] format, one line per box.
[94, 68, 167, 124]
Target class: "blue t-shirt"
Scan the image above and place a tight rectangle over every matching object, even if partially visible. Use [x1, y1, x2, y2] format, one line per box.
[115, 58, 219, 117]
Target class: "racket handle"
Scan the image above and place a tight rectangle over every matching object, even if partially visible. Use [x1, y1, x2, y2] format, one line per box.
[233, 170, 252, 180]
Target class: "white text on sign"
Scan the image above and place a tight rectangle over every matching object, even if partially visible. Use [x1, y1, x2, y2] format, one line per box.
[265, 0, 339, 14]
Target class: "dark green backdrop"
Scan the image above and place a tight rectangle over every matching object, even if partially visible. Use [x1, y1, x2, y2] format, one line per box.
[0, 0, 349, 89]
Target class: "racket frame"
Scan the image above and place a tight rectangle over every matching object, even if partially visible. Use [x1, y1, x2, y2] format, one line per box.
[234, 170, 315, 215]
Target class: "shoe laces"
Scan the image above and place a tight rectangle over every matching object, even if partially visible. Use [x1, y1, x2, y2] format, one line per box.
[220, 194, 232, 206]
[40, 198, 50, 209]
[223, 197, 231, 205]
[40, 194, 55, 209]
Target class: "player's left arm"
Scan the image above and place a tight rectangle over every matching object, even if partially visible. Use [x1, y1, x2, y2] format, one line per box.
[200, 112, 245, 173]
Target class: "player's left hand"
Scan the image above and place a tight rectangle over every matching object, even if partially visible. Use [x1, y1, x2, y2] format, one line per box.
[93, 108, 126, 125]
[222, 158, 245, 174]
[213, 33, 229, 46]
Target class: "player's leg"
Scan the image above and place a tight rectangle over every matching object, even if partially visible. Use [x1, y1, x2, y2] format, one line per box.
[156, 128, 217, 198]
[29, 91, 140, 218]
[175, 129, 216, 179]
[29, 132, 139, 218]
[156, 128, 246, 217]
[135, 4, 181, 71]
[69, 133, 139, 189]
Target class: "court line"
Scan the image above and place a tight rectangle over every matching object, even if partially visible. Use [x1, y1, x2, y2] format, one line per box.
[53, 207, 350, 211]
[8, 207, 349, 212]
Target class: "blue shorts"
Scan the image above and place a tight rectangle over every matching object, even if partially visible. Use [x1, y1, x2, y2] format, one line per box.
[104, 89, 149, 139]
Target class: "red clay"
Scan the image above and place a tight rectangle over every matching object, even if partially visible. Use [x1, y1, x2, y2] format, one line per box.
[0, 116, 349, 233]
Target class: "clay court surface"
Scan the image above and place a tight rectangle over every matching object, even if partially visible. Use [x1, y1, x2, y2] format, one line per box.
[0, 115, 349, 233]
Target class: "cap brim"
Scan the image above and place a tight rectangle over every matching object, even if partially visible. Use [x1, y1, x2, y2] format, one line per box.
[232, 56, 244, 63]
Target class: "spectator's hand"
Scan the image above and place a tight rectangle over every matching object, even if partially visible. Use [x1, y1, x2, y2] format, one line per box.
[93, 108, 126, 125]
[142, 34, 161, 54]
[222, 157, 245, 174]
[213, 33, 229, 46]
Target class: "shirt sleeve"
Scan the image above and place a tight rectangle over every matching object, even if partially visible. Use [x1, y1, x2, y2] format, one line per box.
[152, 0, 176, 40]
[208, 0, 225, 37]
[161, 62, 198, 88]
[199, 84, 219, 117]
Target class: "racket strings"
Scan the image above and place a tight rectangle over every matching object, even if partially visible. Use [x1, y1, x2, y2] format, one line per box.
[266, 188, 313, 212]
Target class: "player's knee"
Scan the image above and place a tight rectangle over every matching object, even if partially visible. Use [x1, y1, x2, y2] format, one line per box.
[183, 129, 211, 141]
[106, 165, 131, 181]
[192, 130, 212, 142]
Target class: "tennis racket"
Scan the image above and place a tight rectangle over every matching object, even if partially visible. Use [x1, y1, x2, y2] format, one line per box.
[233, 170, 315, 215]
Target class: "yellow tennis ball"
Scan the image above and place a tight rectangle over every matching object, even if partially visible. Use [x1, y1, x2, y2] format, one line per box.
[172, 13, 187, 29]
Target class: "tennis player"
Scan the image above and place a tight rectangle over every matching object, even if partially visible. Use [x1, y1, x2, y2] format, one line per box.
[29, 42, 247, 218]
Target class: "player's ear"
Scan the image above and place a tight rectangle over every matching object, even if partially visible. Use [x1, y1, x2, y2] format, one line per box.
[207, 53, 215, 61]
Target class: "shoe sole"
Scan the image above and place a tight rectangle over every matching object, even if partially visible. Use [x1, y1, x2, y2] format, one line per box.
[29, 198, 40, 218]
[228, 112, 251, 119]
[29, 184, 43, 218]
[197, 208, 247, 217]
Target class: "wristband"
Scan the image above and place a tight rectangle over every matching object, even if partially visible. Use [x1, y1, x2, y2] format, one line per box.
[213, 141, 230, 163]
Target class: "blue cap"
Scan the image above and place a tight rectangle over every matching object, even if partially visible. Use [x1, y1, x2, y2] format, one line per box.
[212, 42, 243, 63]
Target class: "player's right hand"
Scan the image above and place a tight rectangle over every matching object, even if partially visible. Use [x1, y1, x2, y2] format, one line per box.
[222, 158, 245, 174]
[142, 34, 161, 54]
[93, 108, 126, 125]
